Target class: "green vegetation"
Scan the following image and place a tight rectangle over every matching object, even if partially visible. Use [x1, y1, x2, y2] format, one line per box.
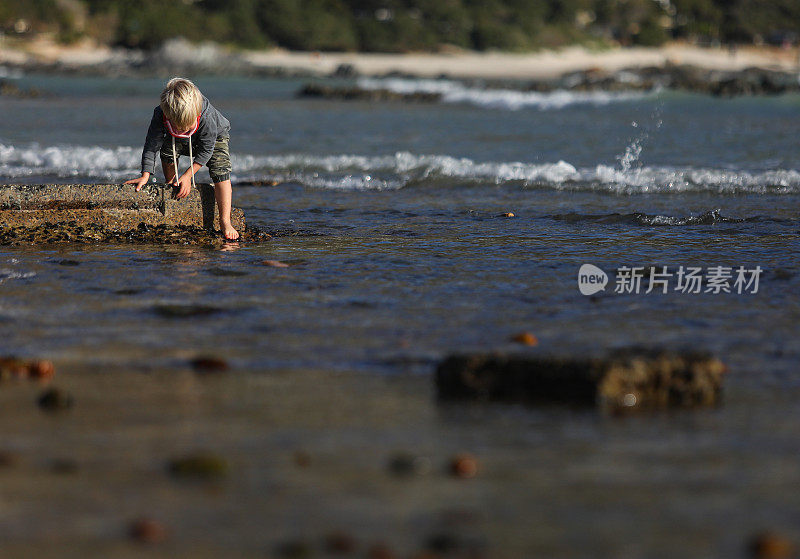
[0, 0, 799, 52]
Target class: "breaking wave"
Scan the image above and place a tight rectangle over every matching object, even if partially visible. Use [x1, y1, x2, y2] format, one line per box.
[2, 143, 800, 194]
[355, 77, 651, 110]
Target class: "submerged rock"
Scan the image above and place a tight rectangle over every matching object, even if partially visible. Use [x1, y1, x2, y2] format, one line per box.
[153, 304, 223, 318]
[168, 452, 229, 480]
[274, 539, 314, 559]
[748, 531, 796, 559]
[37, 388, 74, 411]
[0, 79, 42, 98]
[0, 451, 20, 468]
[189, 355, 230, 373]
[387, 452, 431, 477]
[49, 458, 79, 474]
[366, 543, 397, 559]
[324, 531, 358, 554]
[436, 348, 725, 412]
[129, 518, 169, 544]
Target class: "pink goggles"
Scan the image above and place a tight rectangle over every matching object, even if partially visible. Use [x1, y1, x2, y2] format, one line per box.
[163, 114, 200, 138]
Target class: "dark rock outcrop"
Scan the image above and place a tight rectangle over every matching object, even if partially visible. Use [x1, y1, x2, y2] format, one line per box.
[298, 64, 800, 104]
[435, 348, 726, 412]
[299, 82, 442, 103]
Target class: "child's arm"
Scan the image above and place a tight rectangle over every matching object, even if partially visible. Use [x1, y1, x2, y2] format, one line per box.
[175, 162, 202, 199]
[125, 108, 164, 191]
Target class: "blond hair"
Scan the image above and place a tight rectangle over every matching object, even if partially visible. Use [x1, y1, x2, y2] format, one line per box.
[160, 78, 202, 130]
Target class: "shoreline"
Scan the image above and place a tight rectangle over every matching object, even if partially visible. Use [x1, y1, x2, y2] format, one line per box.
[244, 43, 800, 80]
[1, 37, 799, 81]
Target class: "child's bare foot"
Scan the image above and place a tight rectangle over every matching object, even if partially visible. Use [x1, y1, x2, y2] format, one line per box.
[220, 222, 240, 241]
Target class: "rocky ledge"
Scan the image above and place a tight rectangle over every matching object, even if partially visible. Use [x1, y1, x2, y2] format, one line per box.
[0, 183, 256, 245]
[436, 348, 726, 412]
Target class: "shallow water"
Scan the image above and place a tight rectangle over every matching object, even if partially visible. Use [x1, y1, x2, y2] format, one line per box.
[0, 74, 799, 557]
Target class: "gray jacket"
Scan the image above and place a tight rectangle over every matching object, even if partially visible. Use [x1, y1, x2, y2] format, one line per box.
[140, 96, 231, 175]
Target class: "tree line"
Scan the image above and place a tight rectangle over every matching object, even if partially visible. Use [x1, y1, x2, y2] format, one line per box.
[2, 0, 799, 52]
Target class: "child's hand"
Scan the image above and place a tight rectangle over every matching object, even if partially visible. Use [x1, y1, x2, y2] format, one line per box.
[125, 172, 151, 192]
[175, 175, 193, 199]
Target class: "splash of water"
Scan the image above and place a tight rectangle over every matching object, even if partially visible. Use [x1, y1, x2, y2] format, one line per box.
[615, 102, 664, 174]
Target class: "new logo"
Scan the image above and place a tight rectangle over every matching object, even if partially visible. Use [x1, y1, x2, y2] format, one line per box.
[578, 264, 608, 296]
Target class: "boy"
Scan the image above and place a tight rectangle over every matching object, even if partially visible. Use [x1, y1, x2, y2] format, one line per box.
[125, 77, 239, 240]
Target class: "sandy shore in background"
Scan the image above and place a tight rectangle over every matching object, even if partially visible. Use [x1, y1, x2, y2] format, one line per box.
[2, 37, 799, 79]
[244, 44, 800, 79]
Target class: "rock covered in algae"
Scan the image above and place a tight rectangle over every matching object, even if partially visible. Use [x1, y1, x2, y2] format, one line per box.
[37, 388, 74, 411]
[435, 348, 726, 412]
[168, 452, 229, 480]
[0, 221, 272, 246]
[0, 183, 246, 232]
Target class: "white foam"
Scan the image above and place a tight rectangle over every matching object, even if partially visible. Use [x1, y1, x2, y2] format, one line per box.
[234, 151, 800, 193]
[0, 143, 140, 179]
[0, 66, 23, 79]
[356, 77, 649, 110]
[0, 268, 36, 283]
[2, 142, 799, 194]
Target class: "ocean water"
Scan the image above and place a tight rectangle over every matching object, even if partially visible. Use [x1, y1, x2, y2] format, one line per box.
[1, 74, 799, 556]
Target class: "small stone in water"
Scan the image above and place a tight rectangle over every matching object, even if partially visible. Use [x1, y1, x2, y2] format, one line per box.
[263, 259, 290, 268]
[748, 532, 796, 559]
[293, 450, 311, 468]
[387, 452, 431, 477]
[190, 356, 229, 373]
[30, 360, 55, 380]
[114, 288, 142, 295]
[510, 332, 538, 346]
[772, 268, 793, 281]
[449, 453, 478, 479]
[0, 450, 19, 467]
[50, 458, 79, 474]
[325, 531, 357, 554]
[206, 266, 249, 277]
[367, 543, 397, 559]
[275, 539, 314, 558]
[425, 533, 460, 554]
[129, 518, 168, 544]
[168, 452, 229, 480]
[153, 304, 222, 318]
[37, 388, 73, 411]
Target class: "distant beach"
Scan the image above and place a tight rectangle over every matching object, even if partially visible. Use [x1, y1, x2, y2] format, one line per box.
[1, 36, 799, 80]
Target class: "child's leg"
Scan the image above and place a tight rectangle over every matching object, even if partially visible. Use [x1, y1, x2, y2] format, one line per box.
[207, 135, 238, 240]
[213, 179, 239, 240]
